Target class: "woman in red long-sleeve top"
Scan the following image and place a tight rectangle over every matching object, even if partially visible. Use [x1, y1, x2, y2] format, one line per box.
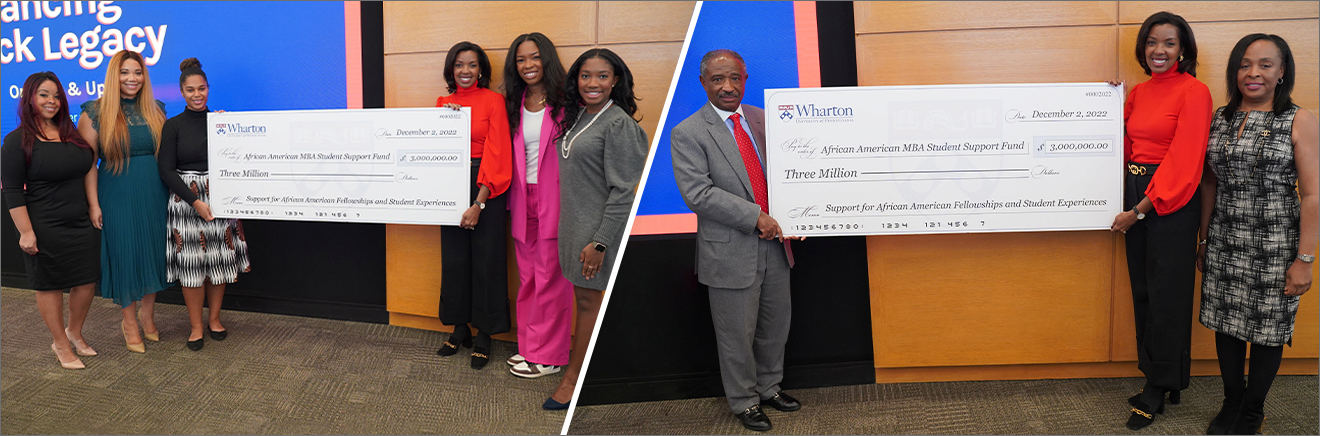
[1110, 11, 1212, 431]
[433, 41, 513, 370]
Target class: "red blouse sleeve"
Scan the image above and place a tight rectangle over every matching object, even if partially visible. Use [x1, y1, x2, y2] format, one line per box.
[476, 92, 512, 199]
[1145, 81, 1212, 216]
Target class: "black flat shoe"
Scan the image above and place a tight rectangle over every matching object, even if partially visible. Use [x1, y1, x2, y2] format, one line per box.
[208, 327, 227, 341]
[186, 336, 204, 351]
[436, 335, 472, 357]
[470, 346, 490, 369]
[736, 405, 772, 432]
[760, 391, 801, 412]
[1126, 397, 1166, 431]
[542, 397, 570, 411]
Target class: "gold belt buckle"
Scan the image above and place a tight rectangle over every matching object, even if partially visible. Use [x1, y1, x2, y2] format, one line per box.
[1128, 164, 1147, 175]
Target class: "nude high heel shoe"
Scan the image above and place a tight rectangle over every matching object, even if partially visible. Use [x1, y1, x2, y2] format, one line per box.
[140, 315, 160, 342]
[65, 328, 97, 356]
[121, 320, 145, 353]
[51, 343, 85, 370]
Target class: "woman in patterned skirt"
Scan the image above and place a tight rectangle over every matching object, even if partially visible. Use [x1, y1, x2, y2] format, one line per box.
[1197, 33, 1317, 435]
[158, 58, 251, 351]
[77, 50, 172, 353]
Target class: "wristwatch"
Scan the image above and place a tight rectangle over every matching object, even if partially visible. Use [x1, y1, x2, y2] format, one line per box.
[593, 242, 607, 253]
[1131, 209, 1145, 220]
[474, 200, 485, 210]
[1299, 253, 1316, 264]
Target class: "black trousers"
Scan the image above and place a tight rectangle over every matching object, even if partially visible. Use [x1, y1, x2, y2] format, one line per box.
[1124, 168, 1200, 392]
[439, 164, 510, 335]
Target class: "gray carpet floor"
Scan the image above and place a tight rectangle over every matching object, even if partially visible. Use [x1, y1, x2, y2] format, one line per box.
[0, 287, 565, 435]
[568, 372, 1319, 435]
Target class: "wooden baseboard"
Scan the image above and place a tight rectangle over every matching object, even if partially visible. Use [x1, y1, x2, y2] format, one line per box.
[875, 359, 1319, 384]
[388, 312, 519, 342]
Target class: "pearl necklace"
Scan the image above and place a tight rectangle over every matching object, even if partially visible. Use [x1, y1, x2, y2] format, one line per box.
[560, 99, 614, 160]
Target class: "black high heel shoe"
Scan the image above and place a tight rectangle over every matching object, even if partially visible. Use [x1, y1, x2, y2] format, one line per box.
[437, 332, 473, 357]
[470, 333, 491, 369]
[1126, 395, 1166, 431]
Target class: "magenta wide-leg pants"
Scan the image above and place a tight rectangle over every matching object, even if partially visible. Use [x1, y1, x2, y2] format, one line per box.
[514, 184, 574, 366]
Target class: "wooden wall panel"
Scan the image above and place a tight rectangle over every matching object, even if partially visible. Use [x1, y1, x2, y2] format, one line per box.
[856, 26, 1118, 86]
[599, 2, 694, 44]
[1118, 1, 1319, 24]
[859, 1, 1318, 378]
[601, 42, 684, 141]
[382, 1, 691, 334]
[855, 1, 1117, 34]
[869, 232, 1114, 368]
[383, 1, 596, 54]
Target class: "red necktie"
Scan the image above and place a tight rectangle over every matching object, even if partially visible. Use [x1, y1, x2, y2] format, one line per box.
[730, 113, 768, 214]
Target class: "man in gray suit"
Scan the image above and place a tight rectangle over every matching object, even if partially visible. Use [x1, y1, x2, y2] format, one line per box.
[671, 49, 800, 432]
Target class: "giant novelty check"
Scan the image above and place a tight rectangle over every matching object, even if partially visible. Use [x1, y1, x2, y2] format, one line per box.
[764, 83, 1124, 236]
[208, 108, 471, 225]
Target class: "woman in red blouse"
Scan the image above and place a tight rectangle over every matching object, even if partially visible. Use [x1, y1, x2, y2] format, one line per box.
[434, 41, 513, 370]
[1109, 11, 1212, 431]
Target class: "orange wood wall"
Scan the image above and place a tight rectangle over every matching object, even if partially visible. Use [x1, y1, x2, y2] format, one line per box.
[380, 1, 694, 339]
[855, 1, 1319, 382]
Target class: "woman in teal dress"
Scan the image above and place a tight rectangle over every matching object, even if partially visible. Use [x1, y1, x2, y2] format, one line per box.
[77, 50, 172, 353]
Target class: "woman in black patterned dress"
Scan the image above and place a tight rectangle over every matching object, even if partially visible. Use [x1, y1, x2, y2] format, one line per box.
[157, 58, 251, 351]
[1197, 34, 1318, 435]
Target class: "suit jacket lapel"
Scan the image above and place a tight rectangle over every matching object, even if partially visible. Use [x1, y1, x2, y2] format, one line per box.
[702, 105, 755, 200]
[745, 105, 767, 165]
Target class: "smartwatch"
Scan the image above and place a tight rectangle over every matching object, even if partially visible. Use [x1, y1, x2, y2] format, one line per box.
[593, 242, 607, 253]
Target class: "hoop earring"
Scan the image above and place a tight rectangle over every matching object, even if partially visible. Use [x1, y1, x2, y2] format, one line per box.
[1278, 77, 1284, 85]
[1178, 54, 1184, 62]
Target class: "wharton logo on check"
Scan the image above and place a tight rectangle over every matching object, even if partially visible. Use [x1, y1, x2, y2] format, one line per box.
[777, 103, 856, 124]
[215, 123, 267, 137]
[763, 83, 1124, 237]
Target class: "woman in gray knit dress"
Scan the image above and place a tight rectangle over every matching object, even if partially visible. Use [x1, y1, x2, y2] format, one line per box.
[544, 48, 649, 410]
[1197, 34, 1317, 435]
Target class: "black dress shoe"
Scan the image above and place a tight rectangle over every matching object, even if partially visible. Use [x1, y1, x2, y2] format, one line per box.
[735, 405, 772, 432]
[761, 391, 801, 412]
[1126, 397, 1166, 431]
[470, 346, 491, 369]
[186, 336, 204, 351]
[437, 334, 472, 357]
[1206, 393, 1242, 435]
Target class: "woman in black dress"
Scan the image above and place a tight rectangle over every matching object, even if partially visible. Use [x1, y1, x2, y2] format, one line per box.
[158, 58, 251, 352]
[2, 72, 102, 369]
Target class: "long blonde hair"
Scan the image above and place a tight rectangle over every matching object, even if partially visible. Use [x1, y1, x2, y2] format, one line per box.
[97, 50, 166, 174]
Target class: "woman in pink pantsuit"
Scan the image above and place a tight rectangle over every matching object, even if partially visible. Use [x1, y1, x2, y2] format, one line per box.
[503, 32, 575, 378]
